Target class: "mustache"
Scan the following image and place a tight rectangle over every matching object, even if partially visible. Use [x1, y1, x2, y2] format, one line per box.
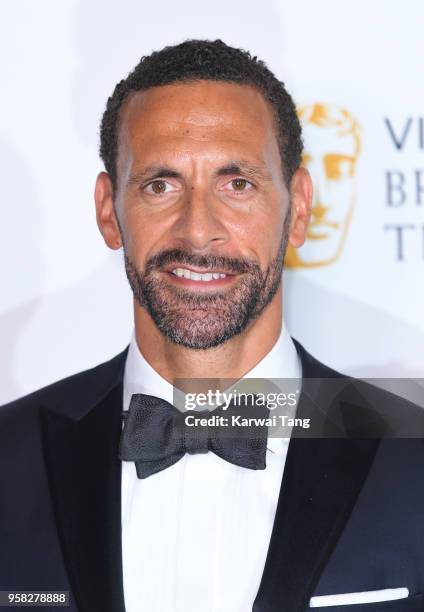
[144, 248, 259, 276]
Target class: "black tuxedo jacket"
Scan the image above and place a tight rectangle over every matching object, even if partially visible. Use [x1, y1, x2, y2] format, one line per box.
[1, 339, 424, 612]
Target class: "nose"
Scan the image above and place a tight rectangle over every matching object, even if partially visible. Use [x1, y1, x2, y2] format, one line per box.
[170, 187, 230, 252]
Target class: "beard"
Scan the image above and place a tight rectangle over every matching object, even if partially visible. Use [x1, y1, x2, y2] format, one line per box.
[123, 211, 291, 350]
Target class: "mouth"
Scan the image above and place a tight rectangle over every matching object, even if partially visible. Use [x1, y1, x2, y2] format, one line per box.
[161, 265, 240, 290]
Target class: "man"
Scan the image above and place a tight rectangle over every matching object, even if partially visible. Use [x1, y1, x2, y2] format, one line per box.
[1, 39, 423, 612]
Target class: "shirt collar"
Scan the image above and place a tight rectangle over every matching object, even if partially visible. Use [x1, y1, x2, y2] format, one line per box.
[123, 323, 302, 456]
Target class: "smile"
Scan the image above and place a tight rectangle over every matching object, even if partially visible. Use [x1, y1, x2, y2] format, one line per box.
[171, 268, 228, 282]
[162, 266, 239, 291]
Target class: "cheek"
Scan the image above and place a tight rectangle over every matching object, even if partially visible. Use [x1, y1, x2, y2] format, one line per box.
[121, 200, 182, 267]
[119, 203, 158, 260]
[233, 211, 286, 263]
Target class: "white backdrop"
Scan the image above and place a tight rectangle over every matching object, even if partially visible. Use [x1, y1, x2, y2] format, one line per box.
[1, 0, 423, 404]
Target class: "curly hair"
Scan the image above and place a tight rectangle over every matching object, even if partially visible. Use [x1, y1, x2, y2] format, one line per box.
[99, 38, 303, 190]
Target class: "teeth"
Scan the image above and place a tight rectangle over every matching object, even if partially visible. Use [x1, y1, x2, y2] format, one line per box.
[171, 268, 227, 281]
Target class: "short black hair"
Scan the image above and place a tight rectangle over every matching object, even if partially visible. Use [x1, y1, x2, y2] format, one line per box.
[99, 38, 303, 191]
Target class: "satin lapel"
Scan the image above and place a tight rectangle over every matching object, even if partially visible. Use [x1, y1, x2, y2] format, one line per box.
[40, 381, 126, 612]
[253, 340, 381, 612]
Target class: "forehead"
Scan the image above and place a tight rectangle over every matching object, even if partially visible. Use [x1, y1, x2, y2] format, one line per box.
[117, 80, 280, 168]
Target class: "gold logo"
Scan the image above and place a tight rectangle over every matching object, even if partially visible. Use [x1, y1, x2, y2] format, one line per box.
[285, 104, 361, 268]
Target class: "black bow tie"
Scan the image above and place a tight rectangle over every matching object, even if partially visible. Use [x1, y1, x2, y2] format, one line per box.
[119, 393, 270, 479]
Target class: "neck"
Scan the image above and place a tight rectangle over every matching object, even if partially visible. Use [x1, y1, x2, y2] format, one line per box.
[133, 288, 283, 384]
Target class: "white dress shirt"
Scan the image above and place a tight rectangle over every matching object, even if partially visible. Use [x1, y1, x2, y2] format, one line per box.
[121, 324, 302, 612]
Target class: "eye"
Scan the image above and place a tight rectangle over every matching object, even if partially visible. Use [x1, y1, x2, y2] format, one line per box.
[222, 178, 254, 194]
[144, 180, 178, 195]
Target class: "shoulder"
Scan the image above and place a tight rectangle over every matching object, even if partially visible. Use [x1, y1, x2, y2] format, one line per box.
[0, 347, 129, 425]
[292, 337, 345, 379]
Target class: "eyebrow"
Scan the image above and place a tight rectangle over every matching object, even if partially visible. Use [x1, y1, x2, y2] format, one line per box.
[127, 167, 180, 185]
[127, 161, 272, 186]
[215, 162, 272, 181]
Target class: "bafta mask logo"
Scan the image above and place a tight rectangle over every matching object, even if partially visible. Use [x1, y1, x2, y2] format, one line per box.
[286, 104, 361, 268]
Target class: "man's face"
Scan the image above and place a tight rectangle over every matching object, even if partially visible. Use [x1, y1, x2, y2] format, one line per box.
[97, 81, 308, 349]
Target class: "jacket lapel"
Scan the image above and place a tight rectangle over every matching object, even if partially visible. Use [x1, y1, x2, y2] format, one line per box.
[39, 350, 128, 612]
[253, 340, 381, 612]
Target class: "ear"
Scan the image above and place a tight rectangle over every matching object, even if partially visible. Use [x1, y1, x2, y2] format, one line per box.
[94, 172, 122, 249]
[288, 167, 313, 248]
